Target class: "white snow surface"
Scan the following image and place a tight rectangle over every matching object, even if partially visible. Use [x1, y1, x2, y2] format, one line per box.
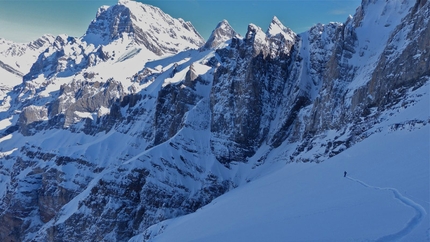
[0, 67, 21, 88]
[266, 16, 295, 43]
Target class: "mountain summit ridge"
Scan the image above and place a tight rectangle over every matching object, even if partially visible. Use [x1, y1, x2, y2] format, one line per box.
[83, 0, 204, 55]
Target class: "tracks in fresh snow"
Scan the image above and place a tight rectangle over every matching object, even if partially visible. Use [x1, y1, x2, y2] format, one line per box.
[347, 176, 426, 241]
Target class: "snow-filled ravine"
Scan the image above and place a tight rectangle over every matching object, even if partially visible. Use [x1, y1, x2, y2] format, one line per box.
[133, 85, 430, 242]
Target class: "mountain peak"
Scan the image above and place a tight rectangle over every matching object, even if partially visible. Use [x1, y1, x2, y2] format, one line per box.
[218, 19, 230, 27]
[27, 34, 55, 49]
[83, 1, 204, 55]
[245, 23, 265, 40]
[95, 5, 110, 19]
[202, 19, 239, 49]
[271, 16, 282, 25]
[118, 0, 130, 5]
[266, 16, 295, 41]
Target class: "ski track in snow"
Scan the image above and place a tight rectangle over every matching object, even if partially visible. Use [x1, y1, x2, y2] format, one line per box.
[347, 176, 427, 242]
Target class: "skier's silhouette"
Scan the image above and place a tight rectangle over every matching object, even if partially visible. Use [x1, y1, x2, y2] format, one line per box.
[344, 171, 347, 177]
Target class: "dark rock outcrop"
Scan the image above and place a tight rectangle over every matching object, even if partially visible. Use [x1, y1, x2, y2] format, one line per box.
[210, 20, 298, 163]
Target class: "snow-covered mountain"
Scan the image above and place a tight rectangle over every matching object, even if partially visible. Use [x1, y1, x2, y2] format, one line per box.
[83, 0, 204, 53]
[0, 34, 55, 106]
[0, 34, 55, 78]
[0, 0, 428, 241]
[202, 20, 240, 50]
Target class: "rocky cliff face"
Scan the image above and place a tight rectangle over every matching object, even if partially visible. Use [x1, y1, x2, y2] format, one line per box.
[210, 19, 298, 163]
[0, 0, 429, 241]
[291, 0, 430, 161]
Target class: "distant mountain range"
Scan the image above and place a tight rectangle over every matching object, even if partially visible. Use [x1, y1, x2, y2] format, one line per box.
[0, 0, 428, 241]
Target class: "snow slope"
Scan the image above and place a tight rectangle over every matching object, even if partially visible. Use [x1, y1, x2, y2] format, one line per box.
[135, 83, 430, 242]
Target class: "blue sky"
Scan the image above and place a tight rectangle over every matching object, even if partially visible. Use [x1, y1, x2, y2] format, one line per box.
[0, 0, 361, 43]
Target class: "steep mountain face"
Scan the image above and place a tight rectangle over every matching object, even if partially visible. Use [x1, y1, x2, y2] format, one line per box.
[210, 19, 298, 163]
[292, 0, 430, 161]
[84, 0, 204, 54]
[0, 0, 429, 241]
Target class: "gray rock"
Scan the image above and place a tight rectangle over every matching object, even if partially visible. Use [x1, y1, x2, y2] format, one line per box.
[202, 20, 239, 50]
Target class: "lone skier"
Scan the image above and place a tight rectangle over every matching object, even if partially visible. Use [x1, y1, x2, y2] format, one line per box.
[344, 171, 347, 177]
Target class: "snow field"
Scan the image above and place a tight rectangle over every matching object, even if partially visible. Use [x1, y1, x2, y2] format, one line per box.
[139, 122, 429, 242]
